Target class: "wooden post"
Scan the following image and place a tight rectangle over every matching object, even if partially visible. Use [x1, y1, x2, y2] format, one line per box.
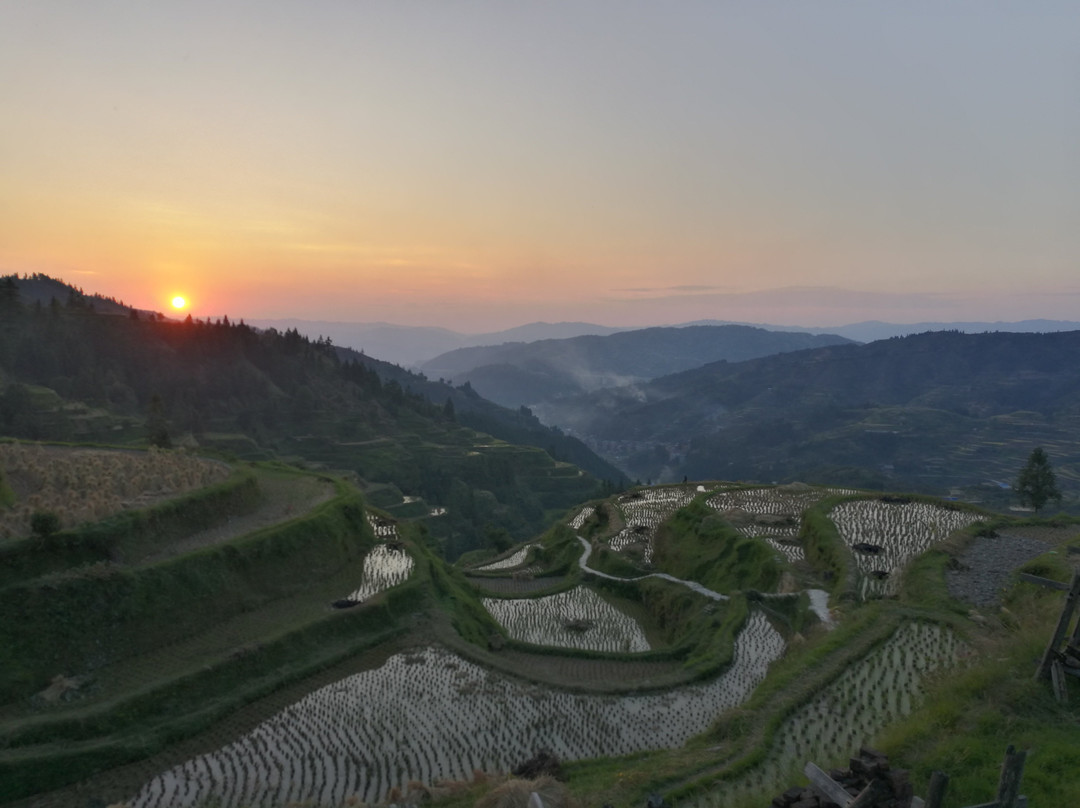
[995, 745, 1026, 808]
[1051, 658, 1069, 703]
[1070, 589, 1080, 648]
[925, 770, 949, 808]
[1036, 569, 1080, 681]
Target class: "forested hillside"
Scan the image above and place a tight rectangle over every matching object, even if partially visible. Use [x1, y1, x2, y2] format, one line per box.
[541, 329, 1080, 498]
[0, 275, 623, 557]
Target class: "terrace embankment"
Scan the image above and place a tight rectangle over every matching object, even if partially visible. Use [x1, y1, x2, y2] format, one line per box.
[0, 460, 433, 804]
[0, 474, 372, 703]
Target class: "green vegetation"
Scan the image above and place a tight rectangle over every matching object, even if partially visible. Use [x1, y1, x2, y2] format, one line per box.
[0, 455, 436, 802]
[28, 509, 59, 538]
[0, 477, 370, 701]
[0, 274, 622, 558]
[800, 505, 852, 596]
[2, 279, 1079, 808]
[1016, 446, 1062, 513]
[879, 547, 1080, 807]
[653, 499, 782, 594]
[0, 466, 260, 588]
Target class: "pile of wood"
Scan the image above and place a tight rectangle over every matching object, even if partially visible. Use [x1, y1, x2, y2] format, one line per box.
[771, 748, 914, 808]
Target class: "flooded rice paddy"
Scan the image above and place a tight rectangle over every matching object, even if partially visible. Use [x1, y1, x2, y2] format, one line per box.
[127, 612, 784, 807]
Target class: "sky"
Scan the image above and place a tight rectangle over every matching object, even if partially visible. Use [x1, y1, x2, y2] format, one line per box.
[2, 2, 1078, 331]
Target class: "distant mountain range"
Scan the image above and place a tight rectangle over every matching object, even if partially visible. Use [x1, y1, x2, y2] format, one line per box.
[419, 325, 855, 410]
[245, 319, 629, 368]
[247, 316, 1080, 367]
[538, 329, 1080, 499]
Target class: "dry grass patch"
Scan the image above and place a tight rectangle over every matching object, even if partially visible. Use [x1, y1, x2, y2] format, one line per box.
[0, 443, 228, 540]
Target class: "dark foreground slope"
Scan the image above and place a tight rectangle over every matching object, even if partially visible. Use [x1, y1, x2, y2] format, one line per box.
[542, 330, 1080, 496]
[0, 275, 622, 556]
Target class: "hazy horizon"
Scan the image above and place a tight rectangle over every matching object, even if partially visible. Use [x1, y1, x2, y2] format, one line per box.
[3, 3, 1077, 331]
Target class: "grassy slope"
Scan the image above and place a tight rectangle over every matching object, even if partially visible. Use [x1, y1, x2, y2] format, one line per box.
[652, 498, 783, 595]
[0, 461, 435, 803]
[877, 539, 1080, 807]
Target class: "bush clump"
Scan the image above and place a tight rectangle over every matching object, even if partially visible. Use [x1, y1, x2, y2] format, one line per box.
[29, 510, 60, 539]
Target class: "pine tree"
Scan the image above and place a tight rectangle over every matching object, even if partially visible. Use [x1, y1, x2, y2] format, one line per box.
[147, 394, 172, 449]
[1016, 447, 1061, 513]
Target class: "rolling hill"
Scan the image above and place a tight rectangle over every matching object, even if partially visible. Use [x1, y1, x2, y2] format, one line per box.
[539, 330, 1080, 498]
[420, 325, 855, 409]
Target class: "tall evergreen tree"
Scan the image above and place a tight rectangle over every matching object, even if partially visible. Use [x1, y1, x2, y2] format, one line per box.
[1016, 447, 1061, 513]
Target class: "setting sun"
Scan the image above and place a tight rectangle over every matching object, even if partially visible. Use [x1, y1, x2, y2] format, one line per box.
[171, 296, 187, 310]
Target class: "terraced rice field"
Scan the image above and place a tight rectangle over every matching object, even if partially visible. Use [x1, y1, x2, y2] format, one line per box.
[473, 543, 538, 572]
[125, 612, 784, 808]
[690, 621, 962, 806]
[483, 585, 651, 653]
[610, 487, 697, 564]
[343, 516, 414, 602]
[568, 505, 595, 530]
[367, 514, 398, 539]
[705, 485, 857, 562]
[830, 500, 982, 598]
[345, 544, 414, 603]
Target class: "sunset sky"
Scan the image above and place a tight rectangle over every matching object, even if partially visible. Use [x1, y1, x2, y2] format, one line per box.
[2, 2, 1077, 331]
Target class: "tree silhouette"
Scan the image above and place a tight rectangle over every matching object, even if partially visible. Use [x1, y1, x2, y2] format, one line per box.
[1016, 447, 1061, 513]
[147, 394, 172, 448]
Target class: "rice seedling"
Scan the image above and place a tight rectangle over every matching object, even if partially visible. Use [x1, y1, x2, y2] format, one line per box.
[483, 586, 651, 653]
[704, 485, 856, 563]
[124, 611, 785, 808]
[829, 500, 981, 598]
[345, 544, 415, 603]
[608, 487, 698, 565]
[473, 544, 538, 572]
[568, 506, 595, 530]
[687, 621, 961, 807]
[344, 516, 415, 602]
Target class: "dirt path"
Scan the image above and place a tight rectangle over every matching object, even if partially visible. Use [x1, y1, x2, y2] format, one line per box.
[947, 524, 1080, 608]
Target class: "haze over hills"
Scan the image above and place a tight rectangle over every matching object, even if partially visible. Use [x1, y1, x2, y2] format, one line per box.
[246, 316, 1080, 368]
[420, 325, 855, 410]
[538, 329, 1080, 499]
[686, 319, 1080, 344]
[245, 318, 630, 367]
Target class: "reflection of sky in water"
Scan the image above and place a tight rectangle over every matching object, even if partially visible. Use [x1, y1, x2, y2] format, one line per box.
[130, 611, 783, 808]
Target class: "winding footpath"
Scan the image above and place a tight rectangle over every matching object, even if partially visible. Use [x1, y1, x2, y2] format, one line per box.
[576, 535, 730, 601]
[576, 536, 835, 627]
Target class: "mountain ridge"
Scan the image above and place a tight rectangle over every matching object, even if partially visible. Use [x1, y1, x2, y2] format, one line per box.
[419, 325, 856, 410]
[538, 329, 1080, 497]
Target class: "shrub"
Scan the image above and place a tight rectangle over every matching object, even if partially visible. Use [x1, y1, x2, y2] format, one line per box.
[29, 510, 60, 539]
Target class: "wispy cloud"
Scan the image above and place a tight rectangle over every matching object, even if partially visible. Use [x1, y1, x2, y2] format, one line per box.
[613, 284, 734, 294]
[604, 285, 957, 310]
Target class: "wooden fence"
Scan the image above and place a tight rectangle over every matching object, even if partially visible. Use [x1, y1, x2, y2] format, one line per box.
[1029, 569, 1080, 702]
[799, 745, 1027, 808]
